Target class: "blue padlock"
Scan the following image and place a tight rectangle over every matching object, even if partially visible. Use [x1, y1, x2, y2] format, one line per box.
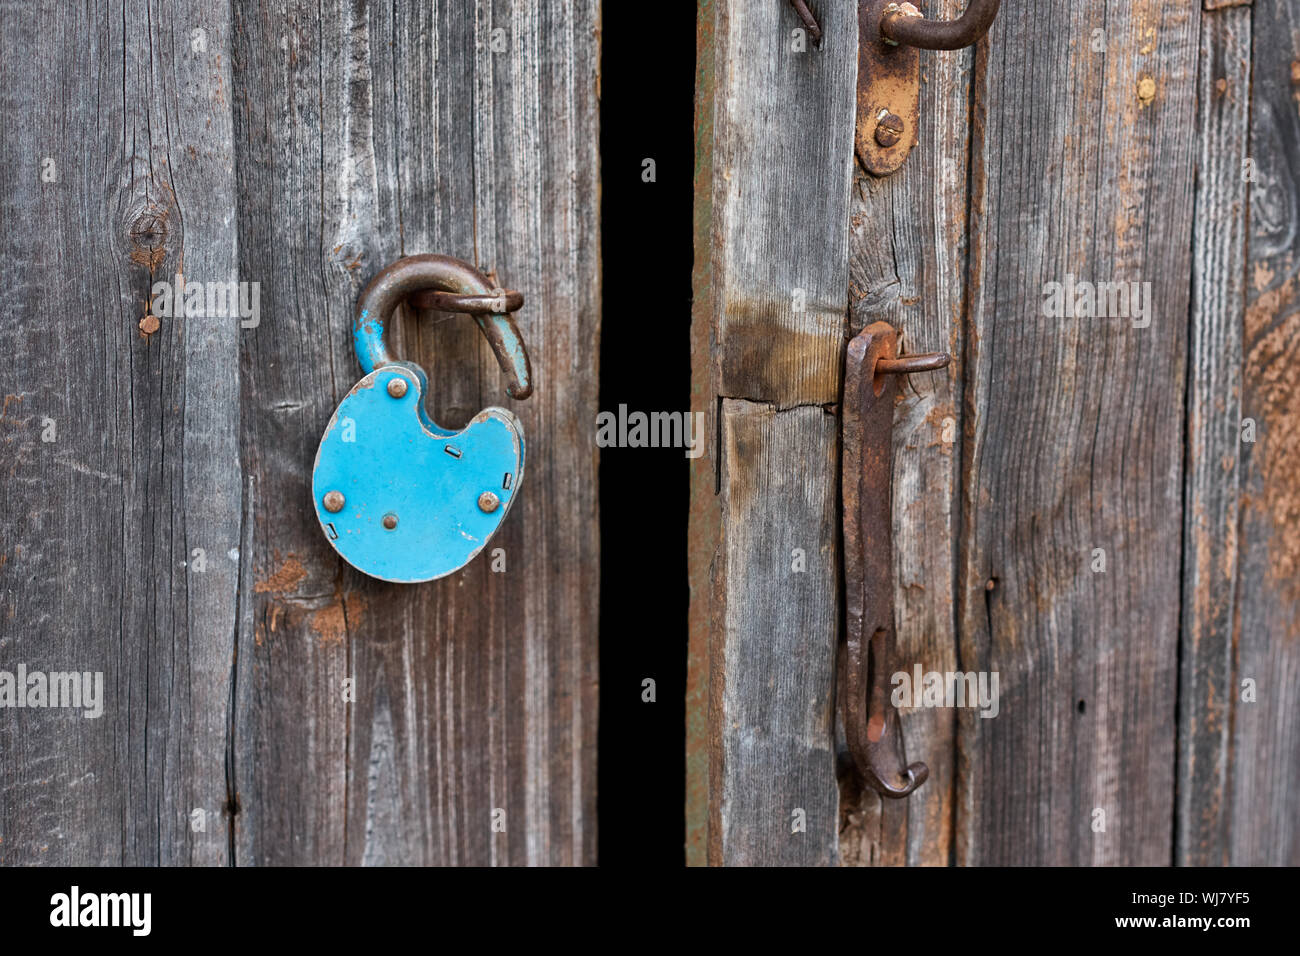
[312, 254, 533, 583]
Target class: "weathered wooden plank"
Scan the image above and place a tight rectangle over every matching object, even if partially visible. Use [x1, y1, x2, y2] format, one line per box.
[1175, 4, 1250, 867]
[718, 401, 840, 866]
[956, 0, 1200, 864]
[686, 0, 719, 869]
[0, 0, 240, 864]
[839, 0, 975, 868]
[1229, 0, 1300, 866]
[229, 0, 599, 865]
[690, 0, 858, 865]
[710, 3, 856, 409]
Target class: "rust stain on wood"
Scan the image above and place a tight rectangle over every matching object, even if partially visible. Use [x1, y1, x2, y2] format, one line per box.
[720, 298, 843, 408]
[309, 590, 365, 647]
[254, 553, 308, 594]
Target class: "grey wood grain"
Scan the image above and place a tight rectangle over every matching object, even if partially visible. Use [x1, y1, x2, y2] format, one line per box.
[1175, 4, 1250, 867]
[956, 0, 1201, 865]
[692, 0, 1300, 870]
[718, 400, 840, 866]
[0, 0, 241, 864]
[1229, 0, 1300, 866]
[690, 0, 858, 865]
[229, 0, 599, 866]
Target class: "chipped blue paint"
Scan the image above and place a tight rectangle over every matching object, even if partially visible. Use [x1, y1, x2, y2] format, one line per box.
[312, 366, 524, 583]
[352, 308, 390, 375]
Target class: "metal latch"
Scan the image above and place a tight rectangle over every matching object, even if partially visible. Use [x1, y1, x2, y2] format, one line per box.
[856, 0, 1002, 176]
[839, 321, 949, 797]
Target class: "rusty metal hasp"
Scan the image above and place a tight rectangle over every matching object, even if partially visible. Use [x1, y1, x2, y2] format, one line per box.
[312, 254, 532, 583]
[840, 321, 948, 797]
[856, 0, 1001, 176]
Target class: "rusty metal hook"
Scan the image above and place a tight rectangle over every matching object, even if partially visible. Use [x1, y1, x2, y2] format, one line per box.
[880, 0, 1001, 51]
[840, 322, 947, 797]
[786, 0, 823, 47]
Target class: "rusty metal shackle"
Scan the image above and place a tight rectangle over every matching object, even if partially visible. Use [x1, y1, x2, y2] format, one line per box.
[352, 254, 533, 400]
[880, 0, 1001, 51]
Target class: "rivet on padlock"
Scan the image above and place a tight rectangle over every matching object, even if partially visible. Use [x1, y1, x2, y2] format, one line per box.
[311, 254, 532, 583]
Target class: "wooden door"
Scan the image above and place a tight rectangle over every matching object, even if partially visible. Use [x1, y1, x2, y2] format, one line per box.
[689, 0, 1300, 866]
[0, 0, 598, 866]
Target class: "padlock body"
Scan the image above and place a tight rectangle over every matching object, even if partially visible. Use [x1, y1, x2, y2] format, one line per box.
[312, 364, 523, 583]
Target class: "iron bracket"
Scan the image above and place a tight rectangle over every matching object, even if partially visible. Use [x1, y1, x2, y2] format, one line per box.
[856, 0, 1001, 176]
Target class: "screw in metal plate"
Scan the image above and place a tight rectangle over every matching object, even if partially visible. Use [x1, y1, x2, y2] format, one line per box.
[387, 377, 408, 398]
[382, 513, 398, 530]
[323, 490, 345, 513]
[874, 110, 905, 148]
[478, 491, 500, 514]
